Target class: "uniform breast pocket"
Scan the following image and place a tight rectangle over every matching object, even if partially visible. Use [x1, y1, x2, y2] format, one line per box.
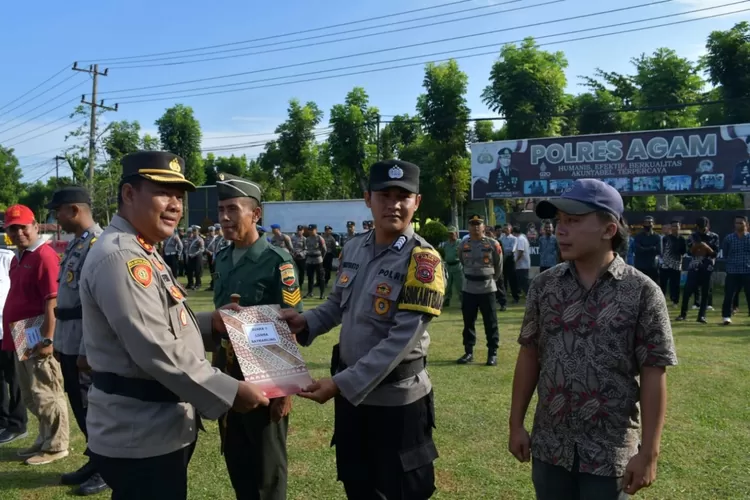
[63, 265, 80, 290]
[168, 303, 191, 338]
[335, 270, 357, 309]
[365, 279, 403, 322]
[245, 283, 267, 304]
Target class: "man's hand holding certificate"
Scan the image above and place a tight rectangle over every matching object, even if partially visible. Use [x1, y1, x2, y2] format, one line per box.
[219, 305, 313, 399]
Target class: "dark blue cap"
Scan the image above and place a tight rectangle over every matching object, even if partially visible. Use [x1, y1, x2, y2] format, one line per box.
[270, 223, 280, 230]
[535, 178, 624, 220]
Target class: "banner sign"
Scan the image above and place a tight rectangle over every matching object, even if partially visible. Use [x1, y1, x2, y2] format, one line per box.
[471, 124, 750, 199]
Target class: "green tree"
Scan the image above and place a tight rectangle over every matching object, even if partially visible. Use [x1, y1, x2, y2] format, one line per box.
[204, 154, 247, 185]
[141, 134, 160, 151]
[482, 38, 568, 139]
[0, 146, 22, 208]
[703, 21, 750, 124]
[472, 120, 495, 143]
[571, 90, 630, 135]
[328, 87, 379, 195]
[417, 60, 471, 228]
[156, 104, 204, 186]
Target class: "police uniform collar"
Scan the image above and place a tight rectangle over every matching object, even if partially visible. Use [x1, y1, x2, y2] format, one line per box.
[363, 224, 414, 251]
[109, 214, 137, 235]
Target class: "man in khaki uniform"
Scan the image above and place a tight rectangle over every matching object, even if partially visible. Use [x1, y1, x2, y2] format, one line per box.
[281, 159, 444, 500]
[80, 151, 269, 499]
[457, 214, 503, 367]
[47, 187, 108, 495]
[442, 226, 463, 308]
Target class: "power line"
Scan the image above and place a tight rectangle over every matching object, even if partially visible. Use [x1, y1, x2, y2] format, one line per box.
[16, 144, 72, 159]
[2, 112, 72, 145]
[80, 0, 476, 63]
[114, 5, 749, 105]
[107, 0, 572, 69]
[6, 119, 80, 149]
[0, 72, 80, 121]
[106, 0, 540, 66]
[99, 0, 675, 96]
[201, 131, 332, 153]
[0, 64, 71, 114]
[202, 127, 333, 143]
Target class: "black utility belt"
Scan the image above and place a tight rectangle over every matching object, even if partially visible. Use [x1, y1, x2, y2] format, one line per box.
[445, 261, 460, 265]
[92, 371, 183, 403]
[337, 354, 426, 386]
[464, 275, 492, 282]
[54, 306, 82, 320]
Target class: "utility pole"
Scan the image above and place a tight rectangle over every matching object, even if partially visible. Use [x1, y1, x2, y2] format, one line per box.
[54, 155, 65, 186]
[72, 62, 118, 190]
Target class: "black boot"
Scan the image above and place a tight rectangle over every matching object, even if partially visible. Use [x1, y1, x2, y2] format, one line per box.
[486, 352, 498, 366]
[76, 473, 109, 496]
[456, 352, 473, 364]
[61, 460, 96, 485]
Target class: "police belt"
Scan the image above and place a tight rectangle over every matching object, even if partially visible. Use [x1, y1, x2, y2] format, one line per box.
[464, 275, 493, 282]
[336, 354, 426, 386]
[445, 261, 460, 266]
[54, 306, 83, 320]
[91, 371, 183, 403]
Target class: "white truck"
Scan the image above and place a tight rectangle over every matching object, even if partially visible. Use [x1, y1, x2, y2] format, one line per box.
[261, 199, 372, 233]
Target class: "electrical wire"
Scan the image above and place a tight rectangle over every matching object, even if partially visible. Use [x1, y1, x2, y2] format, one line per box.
[79, 0, 476, 63]
[106, 0, 575, 69]
[99, 0, 678, 96]
[201, 127, 333, 144]
[0, 77, 87, 136]
[105, 0, 542, 66]
[201, 131, 332, 153]
[114, 5, 749, 105]
[0, 72, 79, 121]
[0, 64, 71, 114]
[6, 119, 81, 149]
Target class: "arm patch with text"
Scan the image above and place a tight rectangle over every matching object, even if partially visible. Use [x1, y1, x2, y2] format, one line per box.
[279, 262, 301, 308]
[398, 246, 445, 317]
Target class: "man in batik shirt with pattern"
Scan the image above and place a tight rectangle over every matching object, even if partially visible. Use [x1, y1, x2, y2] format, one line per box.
[508, 178, 678, 500]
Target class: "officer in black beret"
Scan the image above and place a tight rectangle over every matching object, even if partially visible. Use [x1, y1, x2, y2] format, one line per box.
[339, 220, 357, 252]
[80, 152, 269, 498]
[47, 187, 108, 495]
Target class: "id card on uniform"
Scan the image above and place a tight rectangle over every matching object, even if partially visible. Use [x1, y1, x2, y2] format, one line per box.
[219, 305, 313, 398]
[9, 314, 45, 361]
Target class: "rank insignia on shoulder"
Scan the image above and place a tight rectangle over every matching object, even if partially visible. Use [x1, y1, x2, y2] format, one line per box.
[127, 258, 153, 289]
[392, 235, 407, 251]
[398, 247, 445, 317]
[152, 258, 165, 272]
[170, 285, 184, 301]
[282, 287, 302, 307]
[81, 231, 89, 240]
[279, 263, 296, 287]
[89, 237, 97, 248]
[374, 297, 391, 315]
[136, 234, 154, 253]
[65, 270, 74, 283]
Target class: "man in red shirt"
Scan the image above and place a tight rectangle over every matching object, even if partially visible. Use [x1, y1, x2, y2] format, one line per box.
[2, 205, 69, 466]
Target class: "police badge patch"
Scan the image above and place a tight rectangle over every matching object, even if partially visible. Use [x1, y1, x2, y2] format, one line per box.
[279, 263, 296, 287]
[374, 297, 391, 315]
[66, 270, 74, 283]
[127, 258, 153, 289]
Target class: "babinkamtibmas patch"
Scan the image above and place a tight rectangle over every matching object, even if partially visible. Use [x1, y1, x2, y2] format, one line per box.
[279, 263, 296, 287]
[127, 258, 153, 289]
[398, 247, 445, 317]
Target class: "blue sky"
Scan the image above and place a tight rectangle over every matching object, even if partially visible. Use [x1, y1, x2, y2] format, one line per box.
[0, 0, 745, 182]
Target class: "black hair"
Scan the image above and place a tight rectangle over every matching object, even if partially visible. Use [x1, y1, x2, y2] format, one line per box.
[735, 214, 748, 222]
[511, 225, 521, 234]
[596, 211, 629, 253]
[117, 177, 144, 208]
[696, 216, 710, 228]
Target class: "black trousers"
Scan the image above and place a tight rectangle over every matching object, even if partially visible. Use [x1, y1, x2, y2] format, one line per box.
[503, 256, 519, 301]
[532, 457, 628, 500]
[0, 350, 26, 433]
[636, 266, 659, 284]
[177, 256, 186, 277]
[224, 405, 288, 500]
[681, 269, 712, 318]
[186, 256, 202, 288]
[723, 273, 750, 318]
[495, 277, 507, 307]
[334, 392, 437, 500]
[461, 292, 499, 353]
[306, 263, 325, 296]
[323, 253, 335, 285]
[207, 255, 216, 289]
[59, 353, 91, 453]
[294, 258, 306, 287]
[164, 254, 179, 278]
[91, 441, 196, 500]
[659, 268, 681, 305]
[515, 268, 530, 297]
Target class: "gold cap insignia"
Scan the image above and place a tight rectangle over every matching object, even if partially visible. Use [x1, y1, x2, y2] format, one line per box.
[218, 173, 225, 181]
[168, 158, 181, 172]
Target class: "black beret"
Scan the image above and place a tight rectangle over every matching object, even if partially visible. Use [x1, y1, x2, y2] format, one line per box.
[46, 186, 91, 209]
[216, 172, 262, 202]
[121, 151, 195, 191]
[324, 225, 332, 230]
[308, 223, 317, 230]
[369, 159, 419, 193]
[296, 225, 304, 231]
[346, 221, 355, 226]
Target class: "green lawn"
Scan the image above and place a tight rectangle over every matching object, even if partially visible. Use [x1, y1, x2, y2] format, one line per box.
[1, 287, 749, 499]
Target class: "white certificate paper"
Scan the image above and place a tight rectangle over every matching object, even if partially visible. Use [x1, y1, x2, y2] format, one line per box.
[220, 305, 313, 398]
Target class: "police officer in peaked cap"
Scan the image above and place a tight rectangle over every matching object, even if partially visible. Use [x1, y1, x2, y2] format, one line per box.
[211, 171, 303, 500]
[79, 151, 269, 499]
[280, 159, 445, 499]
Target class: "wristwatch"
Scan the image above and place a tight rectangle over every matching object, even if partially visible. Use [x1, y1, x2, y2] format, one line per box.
[39, 338, 53, 348]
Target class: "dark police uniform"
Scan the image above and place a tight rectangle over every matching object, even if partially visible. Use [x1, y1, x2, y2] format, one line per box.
[163, 231, 184, 278]
[339, 221, 357, 254]
[304, 224, 326, 299]
[487, 147, 521, 194]
[291, 225, 307, 288]
[212, 172, 303, 500]
[299, 160, 444, 499]
[322, 226, 338, 287]
[80, 152, 240, 499]
[47, 187, 107, 494]
[457, 215, 503, 366]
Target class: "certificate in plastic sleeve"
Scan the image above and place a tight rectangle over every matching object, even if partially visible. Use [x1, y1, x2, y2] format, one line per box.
[9, 314, 45, 361]
[219, 305, 313, 398]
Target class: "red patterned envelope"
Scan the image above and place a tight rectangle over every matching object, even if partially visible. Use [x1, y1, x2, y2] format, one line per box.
[10, 314, 45, 361]
[219, 305, 313, 398]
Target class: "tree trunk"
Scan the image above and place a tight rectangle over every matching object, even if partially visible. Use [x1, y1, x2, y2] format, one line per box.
[450, 183, 459, 229]
[655, 194, 668, 211]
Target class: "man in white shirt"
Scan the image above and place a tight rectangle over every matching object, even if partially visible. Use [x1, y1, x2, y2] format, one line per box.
[513, 226, 531, 297]
[0, 247, 28, 445]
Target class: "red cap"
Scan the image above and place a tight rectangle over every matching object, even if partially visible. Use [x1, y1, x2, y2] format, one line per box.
[4, 205, 35, 226]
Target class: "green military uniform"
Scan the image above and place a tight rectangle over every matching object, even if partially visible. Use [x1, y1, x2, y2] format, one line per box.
[212, 172, 303, 500]
[443, 226, 463, 307]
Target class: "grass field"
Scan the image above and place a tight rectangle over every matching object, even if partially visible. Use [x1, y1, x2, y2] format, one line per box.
[1, 286, 749, 499]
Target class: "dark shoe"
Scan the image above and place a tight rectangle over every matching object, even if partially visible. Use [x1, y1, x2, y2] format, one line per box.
[61, 461, 96, 485]
[304, 292, 313, 299]
[76, 473, 109, 496]
[0, 429, 28, 445]
[319, 294, 325, 300]
[499, 305, 507, 312]
[486, 354, 498, 366]
[456, 353, 473, 364]
[205, 287, 213, 292]
[697, 317, 707, 324]
[675, 316, 686, 321]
